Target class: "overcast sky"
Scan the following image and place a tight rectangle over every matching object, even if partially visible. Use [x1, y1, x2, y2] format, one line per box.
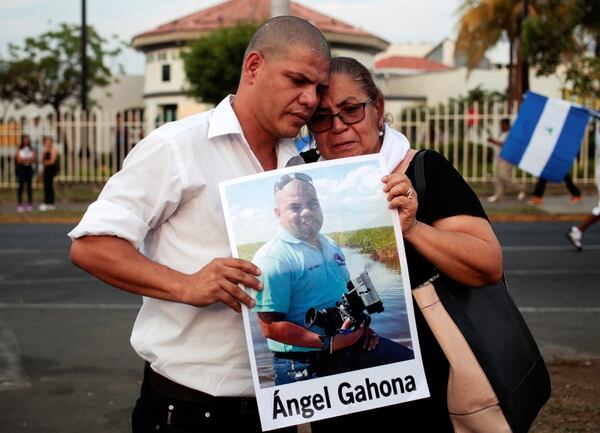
[0, 0, 507, 75]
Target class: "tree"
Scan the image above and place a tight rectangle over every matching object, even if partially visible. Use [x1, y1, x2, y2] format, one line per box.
[455, 0, 533, 107]
[523, 0, 600, 98]
[183, 22, 259, 104]
[4, 23, 123, 116]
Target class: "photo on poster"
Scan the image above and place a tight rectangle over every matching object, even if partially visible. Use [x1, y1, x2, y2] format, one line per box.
[219, 154, 428, 430]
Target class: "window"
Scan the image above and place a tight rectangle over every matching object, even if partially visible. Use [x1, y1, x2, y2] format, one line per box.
[162, 64, 171, 82]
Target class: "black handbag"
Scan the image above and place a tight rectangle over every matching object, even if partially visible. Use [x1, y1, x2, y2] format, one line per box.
[411, 150, 551, 433]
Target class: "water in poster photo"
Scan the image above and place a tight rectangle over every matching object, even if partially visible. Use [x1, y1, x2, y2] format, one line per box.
[219, 154, 428, 430]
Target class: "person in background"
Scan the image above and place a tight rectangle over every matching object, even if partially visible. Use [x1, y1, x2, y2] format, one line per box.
[487, 118, 526, 203]
[303, 56, 502, 432]
[39, 135, 58, 211]
[15, 134, 35, 212]
[113, 112, 128, 172]
[24, 115, 45, 176]
[68, 16, 330, 433]
[566, 120, 600, 250]
[528, 173, 582, 206]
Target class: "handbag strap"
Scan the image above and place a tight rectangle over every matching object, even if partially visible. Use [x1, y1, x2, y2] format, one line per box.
[413, 149, 430, 209]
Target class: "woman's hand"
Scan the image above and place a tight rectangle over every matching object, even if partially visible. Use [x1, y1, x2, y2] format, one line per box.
[382, 173, 419, 238]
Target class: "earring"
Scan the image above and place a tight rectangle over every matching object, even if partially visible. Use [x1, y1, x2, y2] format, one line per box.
[378, 130, 384, 137]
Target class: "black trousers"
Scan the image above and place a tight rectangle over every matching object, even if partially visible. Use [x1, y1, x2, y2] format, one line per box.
[132, 363, 297, 433]
[16, 166, 33, 205]
[533, 174, 581, 198]
[43, 171, 56, 204]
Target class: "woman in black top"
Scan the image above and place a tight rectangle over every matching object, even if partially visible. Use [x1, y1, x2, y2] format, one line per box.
[40, 135, 58, 211]
[15, 134, 35, 212]
[304, 57, 503, 432]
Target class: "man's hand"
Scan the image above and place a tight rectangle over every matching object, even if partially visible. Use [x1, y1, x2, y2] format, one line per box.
[183, 258, 262, 313]
[362, 327, 380, 351]
[70, 236, 262, 313]
[331, 320, 366, 351]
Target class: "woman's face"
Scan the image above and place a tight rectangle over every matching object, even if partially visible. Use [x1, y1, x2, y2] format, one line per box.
[311, 73, 383, 160]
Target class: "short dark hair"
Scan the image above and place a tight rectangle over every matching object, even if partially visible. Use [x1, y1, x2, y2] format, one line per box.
[244, 16, 330, 61]
[330, 57, 383, 104]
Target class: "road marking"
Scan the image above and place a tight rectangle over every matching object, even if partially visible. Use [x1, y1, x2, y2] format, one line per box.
[0, 303, 139, 310]
[0, 277, 95, 286]
[506, 269, 600, 275]
[0, 325, 30, 391]
[0, 248, 64, 255]
[520, 307, 600, 313]
[503, 245, 600, 251]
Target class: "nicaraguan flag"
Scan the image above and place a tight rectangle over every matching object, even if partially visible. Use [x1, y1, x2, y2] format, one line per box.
[500, 92, 590, 182]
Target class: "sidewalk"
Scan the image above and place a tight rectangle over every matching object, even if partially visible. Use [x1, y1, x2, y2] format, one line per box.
[1, 191, 597, 223]
[483, 192, 597, 222]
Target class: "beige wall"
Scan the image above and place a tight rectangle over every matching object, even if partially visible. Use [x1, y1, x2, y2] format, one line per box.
[378, 67, 564, 107]
[331, 48, 374, 70]
[144, 48, 186, 95]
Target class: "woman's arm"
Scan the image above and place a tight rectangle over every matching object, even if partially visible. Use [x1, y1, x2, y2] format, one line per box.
[383, 170, 503, 287]
[404, 215, 503, 286]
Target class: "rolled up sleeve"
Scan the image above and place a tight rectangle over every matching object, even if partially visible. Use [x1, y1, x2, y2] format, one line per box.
[68, 133, 185, 248]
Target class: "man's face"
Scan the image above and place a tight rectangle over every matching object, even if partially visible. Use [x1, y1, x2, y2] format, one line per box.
[275, 179, 323, 243]
[252, 45, 330, 139]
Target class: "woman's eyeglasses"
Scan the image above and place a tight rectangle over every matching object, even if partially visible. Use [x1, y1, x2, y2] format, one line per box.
[273, 172, 313, 193]
[307, 99, 372, 133]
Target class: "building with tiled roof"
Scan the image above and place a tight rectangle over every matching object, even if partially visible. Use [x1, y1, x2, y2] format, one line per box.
[131, 0, 389, 125]
[375, 56, 449, 76]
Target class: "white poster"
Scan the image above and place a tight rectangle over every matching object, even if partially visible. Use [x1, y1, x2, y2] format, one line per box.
[219, 154, 428, 430]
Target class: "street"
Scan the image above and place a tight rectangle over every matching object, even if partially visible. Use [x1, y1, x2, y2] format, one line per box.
[0, 221, 598, 432]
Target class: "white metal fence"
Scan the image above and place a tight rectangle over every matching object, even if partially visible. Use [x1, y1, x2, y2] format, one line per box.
[1, 102, 597, 188]
[391, 100, 597, 185]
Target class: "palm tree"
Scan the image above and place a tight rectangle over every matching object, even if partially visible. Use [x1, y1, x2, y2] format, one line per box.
[455, 0, 533, 107]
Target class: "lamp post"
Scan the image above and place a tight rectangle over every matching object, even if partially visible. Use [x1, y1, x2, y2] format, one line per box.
[81, 0, 88, 111]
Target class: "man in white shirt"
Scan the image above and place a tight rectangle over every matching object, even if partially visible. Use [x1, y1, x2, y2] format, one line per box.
[68, 16, 330, 433]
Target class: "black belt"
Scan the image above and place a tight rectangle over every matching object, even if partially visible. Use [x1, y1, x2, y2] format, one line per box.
[143, 362, 257, 413]
[273, 351, 322, 361]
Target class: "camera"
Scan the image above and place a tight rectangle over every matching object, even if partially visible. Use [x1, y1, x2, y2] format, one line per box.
[304, 271, 384, 336]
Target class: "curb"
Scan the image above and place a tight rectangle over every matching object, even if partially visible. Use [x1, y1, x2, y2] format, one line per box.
[0, 213, 589, 225]
[487, 213, 589, 223]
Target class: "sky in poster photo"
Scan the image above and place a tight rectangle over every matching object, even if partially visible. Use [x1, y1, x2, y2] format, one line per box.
[225, 158, 390, 245]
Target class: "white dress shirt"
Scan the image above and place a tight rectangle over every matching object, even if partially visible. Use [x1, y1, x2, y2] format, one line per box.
[69, 96, 298, 396]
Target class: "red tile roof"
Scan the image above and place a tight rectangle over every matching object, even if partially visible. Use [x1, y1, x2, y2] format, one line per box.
[134, 0, 378, 40]
[375, 56, 449, 72]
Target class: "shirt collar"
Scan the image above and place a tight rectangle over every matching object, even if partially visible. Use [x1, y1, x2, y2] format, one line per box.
[208, 95, 298, 169]
[276, 227, 325, 247]
[208, 95, 242, 139]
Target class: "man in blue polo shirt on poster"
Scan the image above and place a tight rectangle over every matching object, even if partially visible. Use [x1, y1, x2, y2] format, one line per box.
[253, 172, 413, 385]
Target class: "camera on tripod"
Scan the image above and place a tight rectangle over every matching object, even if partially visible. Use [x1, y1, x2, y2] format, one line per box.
[304, 271, 384, 336]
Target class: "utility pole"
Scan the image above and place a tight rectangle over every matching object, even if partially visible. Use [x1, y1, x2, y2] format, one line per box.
[81, 0, 88, 111]
[520, 0, 530, 98]
[271, 0, 290, 17]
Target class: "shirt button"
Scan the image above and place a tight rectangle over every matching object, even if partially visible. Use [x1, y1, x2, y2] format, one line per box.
[205, 411, 211, 418]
